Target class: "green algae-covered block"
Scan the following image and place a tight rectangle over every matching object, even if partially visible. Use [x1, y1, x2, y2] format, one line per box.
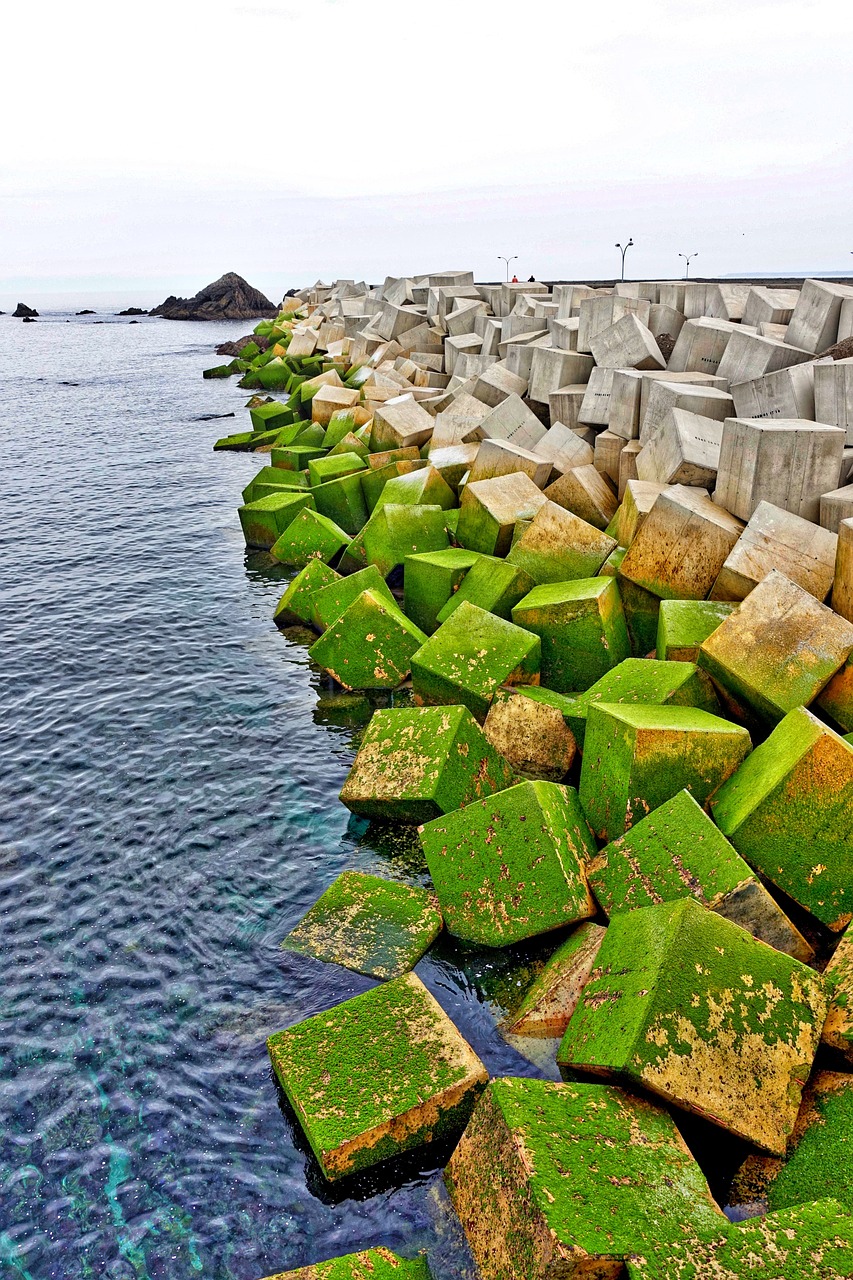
[273, 560, 341, 629]
[309, 590, 428, 690]
[327, 431, 369, 460]
[203, 363, 234, 379]
[420, 780, 596, 947]
[567, 657, 721, 750]
[360, 460, 428, 513]
[512, 576, 631, 694]
[587, 788, 812, 960]
[698, 570, 853, 725]
[619, 575, 661, 658]
[250, 400, 293, 433]
[256, 359, 294, 390]
[312, 472, 369, 537]
[457, 472, 548, 556]
[362, 503, 449, 577]
[403, 548, 481, 635]
[270, 508, 350, 567]
[824, 927, 853, 1060]
[445, 1077, 727, 1280]
[557, 898, 827, 1154]
[281, 870, 442, 979]
[482, 686, 577, 782]
[310, 564, 396, 632]
[339, 704, 516, 823]
[272, 443, 328, 472]
[267, 972, 487, 1180]
[507, 501, 617, 584]
[656, 598, 737, 662]
[816, 654, 853, 732]
[377, 465, 456, 511]
[214, 430, 257, 452]
[242, 465, 310, 505]
[238, 491, 316, 550]
[322, 412, 359, 449]
[711, 705, 853, 931]
[503, 922, 606, 1037]
[256, 1245, 432, 1280]
[308, 451, 367, 487]
[435, 556, 536, 625]
[579, 702, 751, 842]
[411, 600, 540, 722]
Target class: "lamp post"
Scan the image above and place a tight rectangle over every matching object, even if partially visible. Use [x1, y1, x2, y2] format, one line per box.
[615, 238, 633, 282]
[679, 252, 699, 279]
[498, 255, 518, 283]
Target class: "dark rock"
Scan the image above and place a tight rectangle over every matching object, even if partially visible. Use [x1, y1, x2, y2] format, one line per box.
[193, 412, 236, 422]
[216, 333, 271, 356]
[76, 309, 96, 316]
[117, 307, 148, 316]
[13, 302, 38, 318]
[22, 316, 37, 323]
[150, 272, 277, 322]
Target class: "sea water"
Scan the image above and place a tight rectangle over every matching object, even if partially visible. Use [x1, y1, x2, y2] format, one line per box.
[0, 312, 553, 1279]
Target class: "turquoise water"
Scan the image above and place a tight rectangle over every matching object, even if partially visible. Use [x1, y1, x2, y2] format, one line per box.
[0, 313, 553, 1279]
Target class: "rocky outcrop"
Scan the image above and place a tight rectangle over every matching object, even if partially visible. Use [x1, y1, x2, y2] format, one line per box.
[215, 333, 271, 357]
[13, 302, 38, 318]
[117, 307, 148, 316]
[150, 273, 277, 321]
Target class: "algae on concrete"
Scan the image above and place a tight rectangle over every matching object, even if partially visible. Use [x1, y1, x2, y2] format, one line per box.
[512, 576, 631, 693]
[309, 590, 428, 690]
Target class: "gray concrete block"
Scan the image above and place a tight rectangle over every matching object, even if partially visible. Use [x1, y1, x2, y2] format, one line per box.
[834, 519, 853, 622]
[714, 417, 846, 522]
[547, 317, 580, 351]
[467, 438, 553, 488]
[545, 464, 619, 530]
[578, 367, 617, 426]
[667, 317, 743, 375]
[466, 393, 547, 452]
[640, 381, 734, 446]
[577, 296, 651, 354]
[636, 409, 724, 487]
[445, 333, 482, 377]
[815, 357, 853, 443]
[533, 422, 595, 476]
[528, 347, 594, 404]
[649, 303, 686, 344]
[731, 361, 818, 422]
[711, 500, 837, 602]
[716, 330, 813, 384]
[548, 384, 588, 430]
[786, 279, 853, 354]
[589, 313, 666, 371]
[502, 334, 551, 380]
[742, 287, 801, 329]
[618, 439, 642, 498]
[820, 485, 853, 534]
[594, 430, 627, 483]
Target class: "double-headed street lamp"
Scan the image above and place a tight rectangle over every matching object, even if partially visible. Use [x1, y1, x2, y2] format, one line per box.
[498, 254, 518, 282]
[679, 252, 699, 279]
[615, 238, 633, 282]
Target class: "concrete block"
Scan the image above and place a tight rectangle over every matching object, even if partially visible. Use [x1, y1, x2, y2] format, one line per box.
[482, 686, 577, 782]
[557, 897, 826, 1153]
[636, 409, 723, 486]
[420, 780, 595, 946]
[546, 316, 579, 350]
[593, 429, 626, 482]
[470, 360, 527, 408]
[310, 384, 360, 426]
[705, 282, 752, 322]
[308, 589, 428, 689]
[273, 559, 340, 630]
[742, 285, 801, 328]
[444, 333, 482, 376]
[713, 706, 853, 930]
[446, 1077, 726, 1280]
[444, 299, 487, 337]
[730, 359, 818, 422]
[717, 329, 813, 384]
[281, 870, 441, 979]
[411, 600, 540, 722]
[714, 417, 845, 522]
[467, 438, 552, 488]
[531, 421, 594, 476]
[374, 300, 428, 342]
[269, 508, 350, 568]
[545, 464, 619, 530]
[565, 656, 720, 749]
[587, 788, 811, 960]
[435, 556, 535, 624]
[238, 490, 315, 550]
[786, 278, 853, 354]
[457, 472, 548, 555]
[311, 566, 395, 633]
[648, 302, 686, 345]
[667, 316, 742, 375]
[578, 366, 616, 425]
[607, 479, 668, 547]
[512, 576, 631, 693]
[619, 486, 743, 601]
[528, 347, 594, 404]
[699, 570, 853, 724]
[618, 439, 642, 499]
[500, 314, 547, 340]
[823, 935, 853, 1062]
[589, 313, 666, 371]
[554, 282, 602, 317]
[361, 503, 449, 577]
[425, 443, 479, 492]
[821, 486, 853, 534]
[403, 547, 481, 634]
[577, 295, 651, 353]
[465, 392, 546, 451]
[610, 369, 728, 440]
[258, 1248, 431, 1280]
[711, 500, 837, 602]
[579, 702, 751, 841]
[835, 518, 853, 621]
[548, 383, 587, 429]
[507, 500, 617, 582]
[339, 703, 516, 823]
[267, 971, 486, 1180]
[370, 396, 434, 451]
[639, 380, 734, 445]
[815, 356, 853, 442]
[502, 923, 606, 1036]
[659, 282, 687, 312]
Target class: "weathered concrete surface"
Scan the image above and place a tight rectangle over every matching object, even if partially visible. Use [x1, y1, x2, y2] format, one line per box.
[639, 380, 733, 445]
[483, 686, 577, 780]
[619, 487, 743, 601]
[711, 500, 837, 602]
[714, 417, 846, 522]
[545, 464, 619, 530]
[635, 409, 723, 487]
[507, 500, 616, 583]
[814, 356, 853, 442]
[457, 471, 548, 556]
[589, 313, 666, 371]
[785, 278, 853, 353]
[257, 1246, 432, 1280]
[656, 598, 736, 662]
[309, 589, 428, 689]
[502, 922, 606, 1037]
[835, 518, 853, 621]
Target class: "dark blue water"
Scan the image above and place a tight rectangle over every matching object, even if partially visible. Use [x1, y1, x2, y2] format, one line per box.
[0, 313, 555, 1279]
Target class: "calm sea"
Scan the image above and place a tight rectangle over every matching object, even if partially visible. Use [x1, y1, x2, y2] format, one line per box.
[0, 310, 552, 1279]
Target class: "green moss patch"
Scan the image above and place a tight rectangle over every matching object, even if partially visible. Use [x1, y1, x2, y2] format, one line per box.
[257, 1246, 432, 1280]
[512, 576, 631, 694]
[270, 508, 350, 567]
[273, 560, 341, 629]
[309, 590, 428, 690]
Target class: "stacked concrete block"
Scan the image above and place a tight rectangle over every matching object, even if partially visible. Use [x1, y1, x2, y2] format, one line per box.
[457, 472, 548, 555]
[820, 484, 853, 533]
[730, 360, 818, 421]
[577, 366, 616, 426]
[548, 383, 587, 430]
[711, 500, 837, 601]
[647, 300, 686, 345]
[545, 464, 619, 530]
[636, 409, 723, 487]
[527, 347, 594, 404]
[785, 278, 853, 353]
[466, 437, 552, 488]
[589, 313, 666, 370]
[577, 295, 651, 353]
[667, 316, 743, 374]
[714, 417, 846, 522]
[619, 486, 744, 601]
[531, 421, 594, 477]
[742, 285, 801, 328]
[814, 356, 853, 442]
[834, 519, 853, 622]
[716, 329, 813, 384]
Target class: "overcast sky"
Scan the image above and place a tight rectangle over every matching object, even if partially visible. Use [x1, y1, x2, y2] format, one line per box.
[2, 0, 852, 302]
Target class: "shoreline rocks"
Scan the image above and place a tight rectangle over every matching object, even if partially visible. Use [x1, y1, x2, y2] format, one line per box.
[151, 271, 276, 321]
[13, 302, 38, 317]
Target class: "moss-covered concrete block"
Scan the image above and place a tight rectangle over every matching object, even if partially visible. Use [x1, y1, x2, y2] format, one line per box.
[309, 590, 428, 690]
[815, 654, 853, 733]
[249, 400, 294, 433]
[310, 564, 396, 631]
[256, 1246, 431, 1280]
[435, 556, 535, 625]
[273, 560, 341, 629]
[711, 706, 853, 930]
[272, 443, 328, 472]
[339, 704, 516, 823]
[587, 788, 812, 960]
[567, 657, 721, 749]
[370, 398, 435, 451]
[281, 870, 442, 979]
[445, 1077, 726, 1280]
[360, 460, 427, 514]
[362, 504, 450, 577]
[376, 465, 456, 511]
[511, 577, 631, 693]
[823, 926, 853, 1060]
[238, 491, 316, 549]
[411, 600, 540, 722]
[557, 897, 827, 1153]
[267, 972, 487, 1180]
[506, 500, 617, 584]
[419, 780, 596, 947]
[619, 487, 744, 601]
[457, 472, 548, 556]
[483, 686, 577, 780]
[698, 570, 853, 725]
[579, 702, 752, 842]
[503, 922, 606, 1037]
[308, 451, 367, 487]
[312, 472, 369, 537]
[656, 598, 737, 662]
[242, 464, 310, 505]
[270, 508, 350, 567]
[403, 548, 481, 634]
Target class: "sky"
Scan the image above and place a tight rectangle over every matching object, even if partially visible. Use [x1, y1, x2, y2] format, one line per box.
[2, 0, 852, 304]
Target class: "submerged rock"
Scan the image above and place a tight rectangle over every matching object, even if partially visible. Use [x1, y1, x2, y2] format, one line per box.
[151, 271, 277, 321]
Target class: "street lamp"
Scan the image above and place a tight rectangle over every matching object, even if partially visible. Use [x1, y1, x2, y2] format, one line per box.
[498, 254, 518, 283]
[615, 238, 633, 282]
[679, 252, 699, 280]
